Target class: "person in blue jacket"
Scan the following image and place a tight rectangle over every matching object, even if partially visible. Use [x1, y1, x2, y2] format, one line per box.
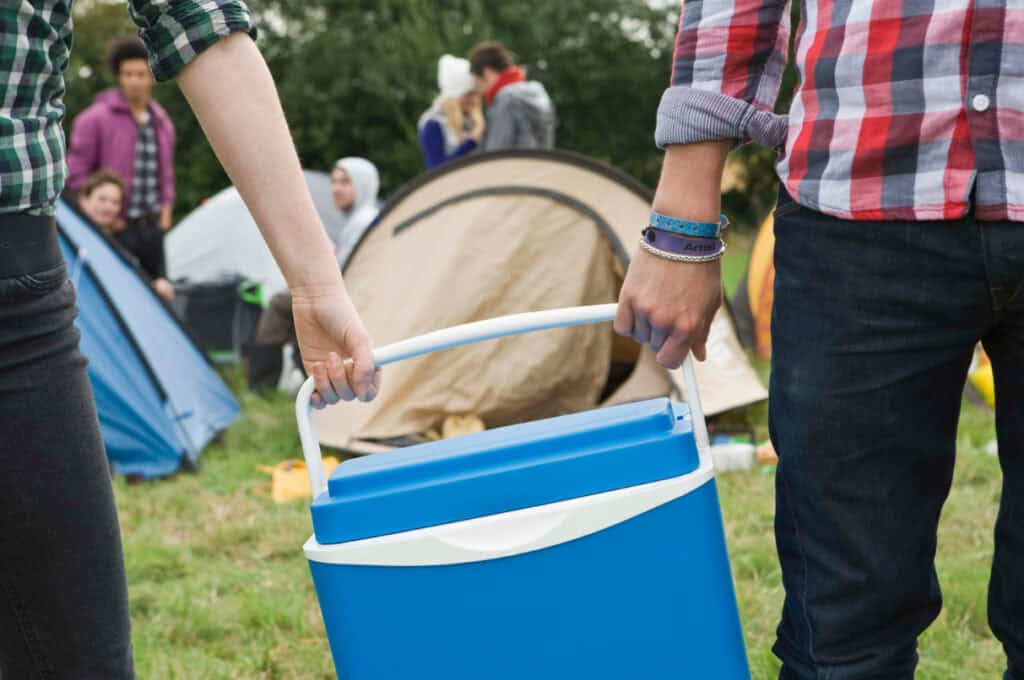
[418, 55, 485, 170]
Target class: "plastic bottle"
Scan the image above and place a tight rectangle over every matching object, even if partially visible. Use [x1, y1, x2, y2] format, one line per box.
[710, 442, 756, 472]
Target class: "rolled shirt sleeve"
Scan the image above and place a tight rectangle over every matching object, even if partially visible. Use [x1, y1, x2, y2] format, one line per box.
[656, 0, 790, 149]
[128, 0, 257, 82]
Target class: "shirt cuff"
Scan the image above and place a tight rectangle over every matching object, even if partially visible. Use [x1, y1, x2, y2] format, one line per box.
[655, 86, 788, 150]
[133, 1, 258, 82]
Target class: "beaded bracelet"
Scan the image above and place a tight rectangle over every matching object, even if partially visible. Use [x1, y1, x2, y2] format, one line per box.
[639, 235, 726, 263]
[649, 210, 729, 238]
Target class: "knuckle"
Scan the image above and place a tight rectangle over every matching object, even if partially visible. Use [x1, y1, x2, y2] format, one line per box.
[677, 312, 704, 336]
[655, 354, 680, 370]
[673, 320, 695, 337]
[349, 330, 371, 349]
[634, 303, 655, 320]
[649, 311, 674, 331]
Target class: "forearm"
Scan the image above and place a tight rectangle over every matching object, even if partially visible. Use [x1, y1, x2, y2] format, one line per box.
[175, 33, 339, 290]
[653, 141, 731, 222]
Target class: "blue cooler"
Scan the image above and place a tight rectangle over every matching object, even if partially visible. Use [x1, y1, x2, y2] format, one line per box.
[296, 306, 749, 679]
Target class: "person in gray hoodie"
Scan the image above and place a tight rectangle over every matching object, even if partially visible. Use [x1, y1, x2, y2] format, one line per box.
[468, 41, 556, 151]
[248, 156, 381, 392]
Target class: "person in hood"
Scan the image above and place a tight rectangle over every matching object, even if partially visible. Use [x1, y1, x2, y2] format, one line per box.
[418, 55, 485, 169]
[468, 41, 555, 151]
[330, 157, 380, 269]
[67, 37, 176, 281]
[250, 157, 381, 390]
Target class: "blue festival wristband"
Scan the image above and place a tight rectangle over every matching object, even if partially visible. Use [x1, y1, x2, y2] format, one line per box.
[649, 211, 728, 238]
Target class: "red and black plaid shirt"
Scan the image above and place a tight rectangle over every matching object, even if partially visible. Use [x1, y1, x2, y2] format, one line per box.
[656, 1, 1024, 222]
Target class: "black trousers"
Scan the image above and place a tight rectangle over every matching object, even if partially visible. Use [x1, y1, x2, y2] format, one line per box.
[116, 213, 165, 279]
[0, 214, 134, 678]
[770, 190, 1024, 679]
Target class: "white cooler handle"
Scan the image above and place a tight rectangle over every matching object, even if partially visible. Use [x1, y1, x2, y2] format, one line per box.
[295, 304, 710, 498]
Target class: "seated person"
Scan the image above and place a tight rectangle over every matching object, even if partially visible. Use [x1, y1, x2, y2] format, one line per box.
[248, 157, 381, 392]
[330, 156, 381, 268]
[78, 170, 176, 302]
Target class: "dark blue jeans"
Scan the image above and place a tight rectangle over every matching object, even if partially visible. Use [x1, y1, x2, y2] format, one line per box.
[0, 215, 134, 678]
[769, 191, 1024, 679]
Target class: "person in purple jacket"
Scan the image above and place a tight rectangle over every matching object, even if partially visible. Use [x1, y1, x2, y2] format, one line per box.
[67, 37, 175, 281]
[417, 55, 484, 170]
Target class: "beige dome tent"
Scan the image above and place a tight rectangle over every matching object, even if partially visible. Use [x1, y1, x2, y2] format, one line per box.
[315, 150, 766, 451]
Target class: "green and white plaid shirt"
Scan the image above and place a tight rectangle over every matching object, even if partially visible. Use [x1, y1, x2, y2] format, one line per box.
[0, 1, 255, 216]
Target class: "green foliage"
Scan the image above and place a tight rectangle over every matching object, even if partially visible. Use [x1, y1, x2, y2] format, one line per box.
[68, 0, 677, 215]
[66, 1, 800, 228]
[253, 0, 678, 195]
[66, 2, 231, 212]
[66, 3, 134, 113]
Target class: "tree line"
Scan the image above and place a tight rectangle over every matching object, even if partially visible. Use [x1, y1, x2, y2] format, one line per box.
[67, 0, 796, 231]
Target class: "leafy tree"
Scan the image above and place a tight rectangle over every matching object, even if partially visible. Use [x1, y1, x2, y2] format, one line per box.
[66, 2, 229, 211]
[65, 1, 795, 231]
[253, 0, 679, 195]
[66, 0, 677, 215]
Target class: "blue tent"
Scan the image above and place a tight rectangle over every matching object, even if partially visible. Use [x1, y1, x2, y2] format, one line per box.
[56, 200, 240, 478]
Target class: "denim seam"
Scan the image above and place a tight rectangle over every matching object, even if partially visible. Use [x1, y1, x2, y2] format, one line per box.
[978, 222, 1005, 322]
[0, 572, 55, 678]
[774, 201, 802, 218]
[19, 265, 66, 293]
[1004, 275, 1024, 308]
[780, 465, 821, 674]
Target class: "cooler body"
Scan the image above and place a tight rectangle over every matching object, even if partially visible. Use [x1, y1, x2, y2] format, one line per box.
[310, 481, 745, 678]
[305, 398, 749, 679]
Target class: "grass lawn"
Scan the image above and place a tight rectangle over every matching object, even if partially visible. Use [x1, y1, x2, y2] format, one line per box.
[724, 394, 1005, 679]
[115, 369, 1007, 679]
[722, 230, 755, 298]
[116, 242, 1007, 677]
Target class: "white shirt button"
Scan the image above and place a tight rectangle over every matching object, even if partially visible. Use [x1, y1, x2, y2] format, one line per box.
[972, 94, 991, 112]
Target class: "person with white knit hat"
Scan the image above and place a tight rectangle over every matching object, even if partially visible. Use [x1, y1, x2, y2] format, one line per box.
[417, 54, 485, 170]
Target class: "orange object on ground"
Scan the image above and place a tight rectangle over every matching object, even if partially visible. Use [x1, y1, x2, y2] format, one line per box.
[746, 215, 776, 359]
[969, 349, 995, 408]
[756, 441, 778, 465]
[258, 457, 340, 503]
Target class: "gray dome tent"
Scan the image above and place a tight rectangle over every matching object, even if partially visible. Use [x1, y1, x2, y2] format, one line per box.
[167, 170, 343, 299]
[166, 170, 344, 361]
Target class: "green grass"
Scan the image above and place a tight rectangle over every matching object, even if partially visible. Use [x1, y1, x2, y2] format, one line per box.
[116, 382, 337, 679]
[722, 231, 754, 298]
[116, 372, 1006, 678]
[718, 395, 1004, 679]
